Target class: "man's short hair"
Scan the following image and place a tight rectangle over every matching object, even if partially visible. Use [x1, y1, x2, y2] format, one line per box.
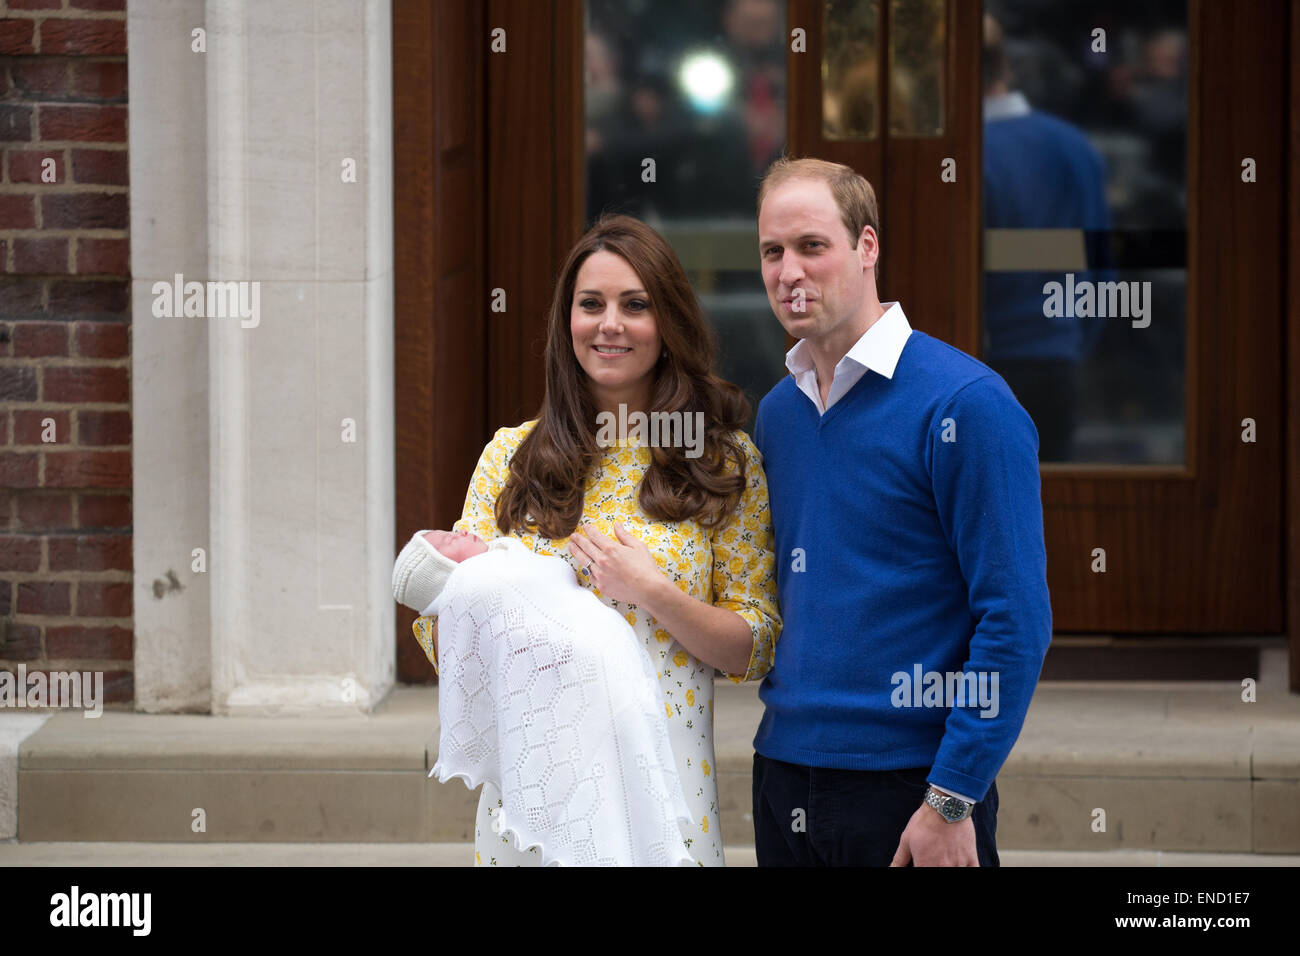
[982, 11, 1010, 93]
[756, 155, 881, 282]
[757, 155, 880, 249]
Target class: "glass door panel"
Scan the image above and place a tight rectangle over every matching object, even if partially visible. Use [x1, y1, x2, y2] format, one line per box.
[585, 0, 791, 425]
[981, 1, 1188, 464]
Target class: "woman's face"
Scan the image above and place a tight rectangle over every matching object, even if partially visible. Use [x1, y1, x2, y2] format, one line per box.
[570, 250, 662, 414]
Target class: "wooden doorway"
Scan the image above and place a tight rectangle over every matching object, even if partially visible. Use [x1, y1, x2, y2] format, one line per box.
[394, 0, 1295, 688]
[392, 0, 581, 681]
[788, 0, 1287, 667]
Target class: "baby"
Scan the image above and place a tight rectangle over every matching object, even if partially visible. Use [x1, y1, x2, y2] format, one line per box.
[392, 529, 499, 636]
[391, 528, 694, 867]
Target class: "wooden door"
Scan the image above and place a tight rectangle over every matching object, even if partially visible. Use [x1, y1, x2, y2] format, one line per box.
[393, 0, 488, 681]
[392, 0, 580, 680]
[395, 0, 1294, 686]
[788, 0, 1286, 660]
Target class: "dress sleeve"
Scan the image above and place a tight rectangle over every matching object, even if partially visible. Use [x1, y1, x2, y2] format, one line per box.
[412, 425, 522, 659]
[451, 426, 518, 540]
[712, 432, 782, 683]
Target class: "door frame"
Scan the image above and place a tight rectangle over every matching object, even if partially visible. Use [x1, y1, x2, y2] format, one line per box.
[392, 0, 582, 681]
[1287, 0, 1299, 692]
[392, 0, 489, 681]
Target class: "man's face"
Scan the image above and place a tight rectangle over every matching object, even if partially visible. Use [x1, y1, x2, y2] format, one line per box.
[758, 177, 877, 344]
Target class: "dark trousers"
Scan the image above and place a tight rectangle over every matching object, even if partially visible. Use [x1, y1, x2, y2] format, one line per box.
[752, 753, 1000, 867]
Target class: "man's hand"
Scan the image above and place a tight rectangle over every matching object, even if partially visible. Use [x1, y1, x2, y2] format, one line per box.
[890, 799, 979, 867]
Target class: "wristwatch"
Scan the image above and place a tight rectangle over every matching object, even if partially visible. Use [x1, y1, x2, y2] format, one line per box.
[924, 786, 974, 823]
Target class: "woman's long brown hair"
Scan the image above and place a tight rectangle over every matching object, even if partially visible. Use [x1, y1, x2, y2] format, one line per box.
[494, 214, 751, 540]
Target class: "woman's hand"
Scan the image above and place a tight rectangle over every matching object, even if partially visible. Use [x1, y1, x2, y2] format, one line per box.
[569, 520, 755, 676]
[567, 522, 666, 607]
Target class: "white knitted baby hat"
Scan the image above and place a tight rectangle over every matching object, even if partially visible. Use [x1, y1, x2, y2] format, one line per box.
[392, 530, 461, 616]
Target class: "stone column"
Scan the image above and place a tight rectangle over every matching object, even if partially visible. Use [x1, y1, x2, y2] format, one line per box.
[129, 0, 395, 714]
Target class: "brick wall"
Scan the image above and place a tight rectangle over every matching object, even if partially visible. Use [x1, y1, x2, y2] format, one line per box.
[0, 0, 132, 706]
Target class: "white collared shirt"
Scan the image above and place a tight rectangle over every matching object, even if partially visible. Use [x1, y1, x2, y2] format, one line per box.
[781, 302, 977, 806]
[983, 89, 1032, 122]
[784, 301, 913, 415]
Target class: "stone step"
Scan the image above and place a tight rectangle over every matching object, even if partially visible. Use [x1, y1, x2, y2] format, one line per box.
[8, 648, 1299, 851]
[1, 841, 1298, 867]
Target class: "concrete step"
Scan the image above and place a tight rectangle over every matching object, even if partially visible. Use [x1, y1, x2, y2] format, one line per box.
[2, 841, 1299, 867]
[7, 648, 1298, 851]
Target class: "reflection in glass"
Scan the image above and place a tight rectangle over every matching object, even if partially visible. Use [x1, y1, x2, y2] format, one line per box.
[981, 1, 1187, 464]
[823, 0, 880, 139]
[889, 0, 945, 136]
[585, 0, 790, 429]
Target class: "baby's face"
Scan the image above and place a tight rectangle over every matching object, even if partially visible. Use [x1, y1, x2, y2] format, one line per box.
[424, 529, 488, 562]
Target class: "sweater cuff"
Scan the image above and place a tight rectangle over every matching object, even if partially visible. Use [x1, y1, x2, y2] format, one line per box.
[926, 764, 989, 803]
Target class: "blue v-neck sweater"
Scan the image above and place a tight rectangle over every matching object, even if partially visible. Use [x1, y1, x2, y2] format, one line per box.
[752, 330, 1052, 801]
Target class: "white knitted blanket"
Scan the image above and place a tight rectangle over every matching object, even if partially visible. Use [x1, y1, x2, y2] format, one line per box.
[427, 537, 694, 867]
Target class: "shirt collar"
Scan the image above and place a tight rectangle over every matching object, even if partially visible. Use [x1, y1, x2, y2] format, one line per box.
[983, 90, 1031, 121]
[784, 301, 913, 381]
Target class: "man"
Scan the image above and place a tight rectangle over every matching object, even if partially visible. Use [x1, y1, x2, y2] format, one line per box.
[750, 156, 1052, 866]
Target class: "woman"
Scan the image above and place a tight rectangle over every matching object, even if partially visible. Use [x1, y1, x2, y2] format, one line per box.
[414, 214, 780, 866]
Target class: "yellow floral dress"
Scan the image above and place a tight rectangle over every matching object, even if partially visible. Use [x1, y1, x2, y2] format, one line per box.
[413, 420, 780, 866]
